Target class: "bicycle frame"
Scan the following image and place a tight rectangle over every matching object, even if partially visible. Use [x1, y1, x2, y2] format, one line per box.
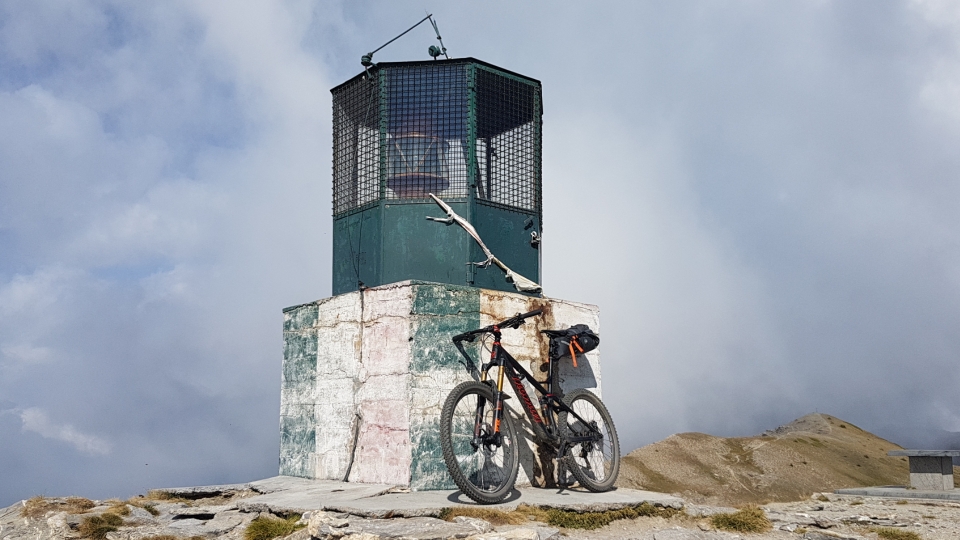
[453, 316, 603, 452]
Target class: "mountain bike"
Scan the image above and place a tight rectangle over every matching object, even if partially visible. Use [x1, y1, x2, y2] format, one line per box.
[439, 309, 620, 504]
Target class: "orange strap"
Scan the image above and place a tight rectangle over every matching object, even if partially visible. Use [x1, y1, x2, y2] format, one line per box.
[568, 336, 585, 368]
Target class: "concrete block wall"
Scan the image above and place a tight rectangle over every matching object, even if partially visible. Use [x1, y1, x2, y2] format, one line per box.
[280, 280, 601, 490]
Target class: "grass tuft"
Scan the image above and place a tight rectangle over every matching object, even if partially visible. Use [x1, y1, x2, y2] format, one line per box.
[125, 496, 160, 516]
[107, 501, 131, 516]
[78, 513, 124, 539]
[20, 497, 54, 518]
[869, 527, 921, 540]
[441, 503, 681, 530]
[439, 505, 545, 525]
[20, 496, 96, 518]
[709, 506, 771, 533]
[244, 514, 304, 540]
[145, 490, 193, 504]
[545, 503, 681, 530]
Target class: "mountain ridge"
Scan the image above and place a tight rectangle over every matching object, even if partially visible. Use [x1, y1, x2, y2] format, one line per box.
[615, 412, 925, 505]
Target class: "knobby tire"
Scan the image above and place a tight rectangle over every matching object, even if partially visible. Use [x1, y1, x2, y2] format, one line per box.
[559, 388, 620, 492]
[440, 381, 520, 504]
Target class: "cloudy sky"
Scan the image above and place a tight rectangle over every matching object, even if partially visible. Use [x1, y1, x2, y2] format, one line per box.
[4, 0, 960, 506]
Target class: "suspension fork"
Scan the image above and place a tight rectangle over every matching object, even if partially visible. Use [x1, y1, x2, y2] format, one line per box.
[489, 326, 507, 442]
[471, 327, 507, 446]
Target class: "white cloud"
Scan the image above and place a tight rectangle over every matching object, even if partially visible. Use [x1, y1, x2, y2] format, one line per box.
[0, 266, 76, 318]
[0, 343, 53, 367]
[19, 407, 111, 456]
[911, 0, 960, 121]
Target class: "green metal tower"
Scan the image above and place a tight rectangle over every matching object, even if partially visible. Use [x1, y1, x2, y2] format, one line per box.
[331, 58, 543, 295]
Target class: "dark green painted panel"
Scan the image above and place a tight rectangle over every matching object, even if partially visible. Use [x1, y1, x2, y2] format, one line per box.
[410, 318, 477, 373]
[381, 202, 472, 286]
[279, 410, 316, 478]
[409, 417, 457, 490]
[472, 204, 540, 293]
[410, 284, 480, 373]
[282, 331, 317, 383]
[333, 206, 382, 295]
[411, 282, 479, 316]
[283, 304, 318, 332]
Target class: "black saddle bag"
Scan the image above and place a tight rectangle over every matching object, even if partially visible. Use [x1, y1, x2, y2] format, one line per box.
[544, 324, 599, 366]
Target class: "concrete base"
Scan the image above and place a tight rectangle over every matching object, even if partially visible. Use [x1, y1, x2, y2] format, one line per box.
[909, 456, 955, 490]
[835, 486, 960, 501]
[280, 281, 602, 490]
[161, 476, 683, 517]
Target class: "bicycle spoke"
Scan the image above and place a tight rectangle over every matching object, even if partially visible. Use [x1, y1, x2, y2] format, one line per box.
[560, 389, 620, 492]
[440, 381, 519, 503]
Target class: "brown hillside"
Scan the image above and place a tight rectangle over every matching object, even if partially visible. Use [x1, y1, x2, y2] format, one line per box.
[616, 413, 923, 506]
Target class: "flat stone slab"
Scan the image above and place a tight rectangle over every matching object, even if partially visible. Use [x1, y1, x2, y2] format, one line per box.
[888, 450, 960, 456]
[158, 475, 683, 518]
[834, 486, 960, 501]
[157, 481, 253, 497]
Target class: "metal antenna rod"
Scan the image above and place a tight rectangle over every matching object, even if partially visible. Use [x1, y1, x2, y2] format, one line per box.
[361, 14, 434, 66]
[429, 16, 449, 59]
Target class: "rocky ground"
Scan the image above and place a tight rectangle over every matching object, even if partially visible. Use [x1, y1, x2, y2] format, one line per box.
[4, 412, 957, 540]
[3, 490, 960, 540]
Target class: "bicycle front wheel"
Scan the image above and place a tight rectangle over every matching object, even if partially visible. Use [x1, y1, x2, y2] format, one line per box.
[559, 388, 620, 492]
[440, 381, 519, 504]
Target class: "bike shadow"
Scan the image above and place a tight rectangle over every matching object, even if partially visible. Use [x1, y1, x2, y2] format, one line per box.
[446, 489, 522, 505]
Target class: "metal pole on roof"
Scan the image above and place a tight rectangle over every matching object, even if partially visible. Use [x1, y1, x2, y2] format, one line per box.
[361, 14, 449, 67]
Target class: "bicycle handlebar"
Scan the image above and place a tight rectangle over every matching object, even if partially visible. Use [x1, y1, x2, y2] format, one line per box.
[452, 308, 543, 343]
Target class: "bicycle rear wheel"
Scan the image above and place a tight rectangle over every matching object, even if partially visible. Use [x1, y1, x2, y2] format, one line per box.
[440, 381, 519, 504]
[559, 389, 620, 492]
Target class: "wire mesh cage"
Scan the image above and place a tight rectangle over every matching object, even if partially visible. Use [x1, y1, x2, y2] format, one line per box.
[331, 59, 542, 218]
[332, 74, 381, 215]
[384, 63, 469, 200]
[474, 66, 540, 214]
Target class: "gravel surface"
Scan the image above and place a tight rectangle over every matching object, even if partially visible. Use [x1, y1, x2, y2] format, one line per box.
[560, 493, 960, 539]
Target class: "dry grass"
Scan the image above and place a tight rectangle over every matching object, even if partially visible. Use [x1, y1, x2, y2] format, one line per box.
[145, 490, 193, 504]
[869, 527, 922, 540]
[126, 496, 160, 516]
[709, 506, 771, 533]
[141, 536, 204, 540]
[439, 505, 545, 525]
[440, 503, 681, 530]
[543, 503, 681, 530]
[244, 514, 304, 540]
[78, 512, 124, 540]
[20, 496, 96, 518]
[103, 500, 130, 516]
